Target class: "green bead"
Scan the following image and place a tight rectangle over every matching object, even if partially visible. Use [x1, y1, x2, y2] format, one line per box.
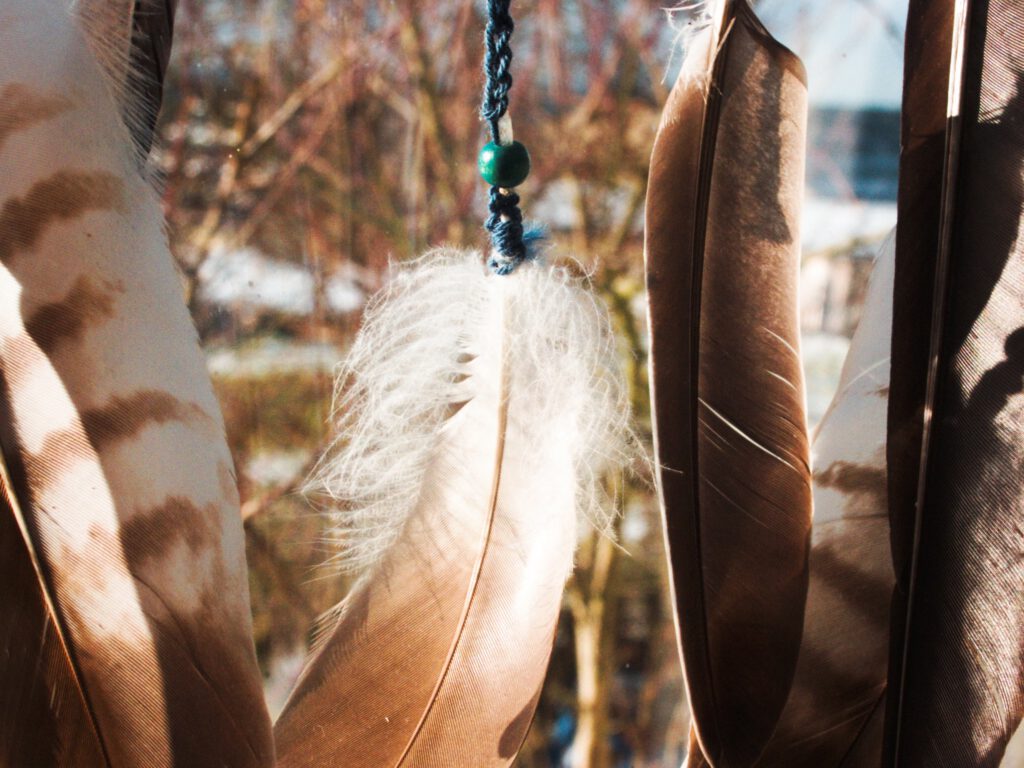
[478, 141, 531, 188]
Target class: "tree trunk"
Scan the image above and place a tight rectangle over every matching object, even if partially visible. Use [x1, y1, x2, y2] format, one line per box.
[567, 531, 619, 768]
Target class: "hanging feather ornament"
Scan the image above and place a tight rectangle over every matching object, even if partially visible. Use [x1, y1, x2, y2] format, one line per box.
[644, 2, 811, 766]
[273, 3, 635, 766]
[884, 0, 1024, 764]
[0, 2, 273, 767]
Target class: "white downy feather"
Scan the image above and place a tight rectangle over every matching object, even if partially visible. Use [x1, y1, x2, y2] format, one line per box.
[307, 247, 635, 575]
[274, 248, 636, 766]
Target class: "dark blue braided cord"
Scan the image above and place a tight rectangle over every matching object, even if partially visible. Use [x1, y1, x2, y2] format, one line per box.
[488, 222, 548, 274]
[481, 0, 515, 142]
[485, 187, 524, 273]
[481, 0, 540, 274]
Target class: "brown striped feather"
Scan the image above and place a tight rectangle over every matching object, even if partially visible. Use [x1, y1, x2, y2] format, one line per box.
[644, 2, 811, 765]
[885, 0, 1024, 764]
[0, 4, 272, 766]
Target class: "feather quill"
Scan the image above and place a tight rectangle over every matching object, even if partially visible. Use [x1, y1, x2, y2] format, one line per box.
[755, 235, 895, 767]
[885, 0, 1024, 763]
[0, 3, 272, 765]
[644, 2, 812, 766]
[273, 249, 632, 767]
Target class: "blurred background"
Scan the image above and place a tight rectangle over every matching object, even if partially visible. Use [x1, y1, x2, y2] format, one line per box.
[153, 1, 911, 765]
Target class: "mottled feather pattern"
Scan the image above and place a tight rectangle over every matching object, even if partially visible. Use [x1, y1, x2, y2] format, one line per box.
[645, 2, 812, 765]
[0, 3, 272, 766]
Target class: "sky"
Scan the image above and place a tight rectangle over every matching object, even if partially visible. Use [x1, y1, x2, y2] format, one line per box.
[756, 0, 909, 109]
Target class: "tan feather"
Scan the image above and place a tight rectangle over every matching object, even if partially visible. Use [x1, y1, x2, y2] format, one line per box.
[274, 249, 632, 767]
[0, 4, 272, 765]
[644, 2, 811, 765]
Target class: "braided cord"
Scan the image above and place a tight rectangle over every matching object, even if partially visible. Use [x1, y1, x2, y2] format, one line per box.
[481, 0, 532, 275]
[481, 0, 514, 142]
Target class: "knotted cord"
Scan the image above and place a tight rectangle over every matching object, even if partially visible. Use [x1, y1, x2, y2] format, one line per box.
[480, 0, 532, 275]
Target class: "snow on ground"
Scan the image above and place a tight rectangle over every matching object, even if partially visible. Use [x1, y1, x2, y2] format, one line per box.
[245, 449, 313, 487]
[198, 246, 364, 316]
[206, 337, 343, 378]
